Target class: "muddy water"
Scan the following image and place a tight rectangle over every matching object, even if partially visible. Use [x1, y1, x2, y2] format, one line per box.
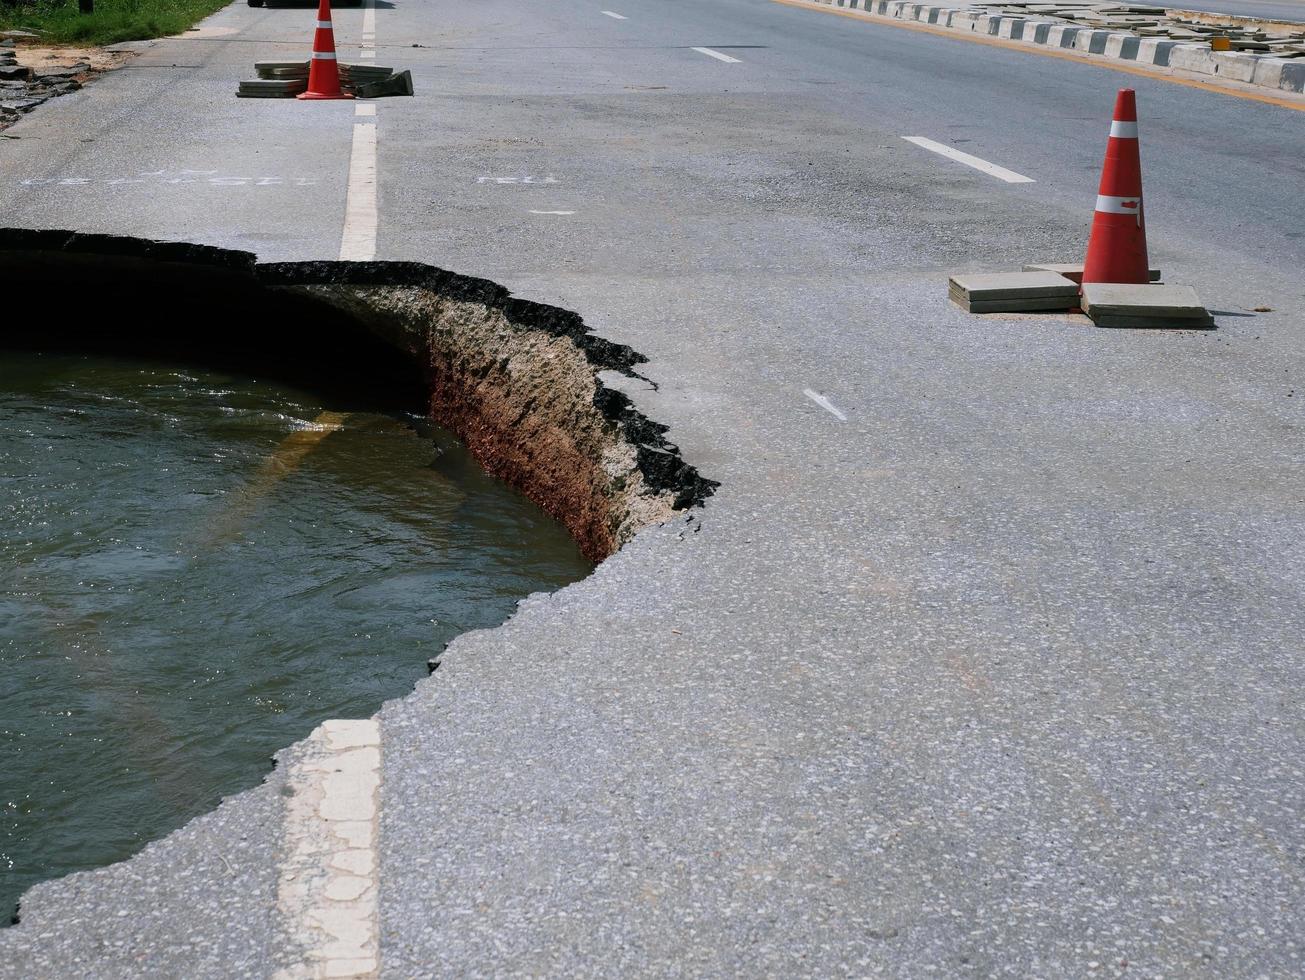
[0, 351, 592, 920]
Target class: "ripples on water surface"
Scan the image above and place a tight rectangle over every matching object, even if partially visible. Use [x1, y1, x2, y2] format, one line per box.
[0, 351, 592, 919]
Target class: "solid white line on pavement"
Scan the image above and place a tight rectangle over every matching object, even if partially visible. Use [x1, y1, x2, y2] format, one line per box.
[529, 209, 577, 215]
[803, 388, 848, 421]
[363, 0, 376, 36]
[900, 136, 1035, 184]
[276, 719, 382, 979]
[601, 10, 627, 18]
[340, 122, 378, 262]
[692, 46, 742, 63]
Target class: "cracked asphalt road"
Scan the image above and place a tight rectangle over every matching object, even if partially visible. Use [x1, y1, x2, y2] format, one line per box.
[1, 0, 1304, 974]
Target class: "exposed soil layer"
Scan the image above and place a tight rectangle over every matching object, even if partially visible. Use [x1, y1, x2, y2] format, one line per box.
[0, 229, 716, 561]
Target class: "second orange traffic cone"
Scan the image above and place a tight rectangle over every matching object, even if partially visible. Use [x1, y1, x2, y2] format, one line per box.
[298, 0, 351, 101]
[1082, 89, 1148, 285]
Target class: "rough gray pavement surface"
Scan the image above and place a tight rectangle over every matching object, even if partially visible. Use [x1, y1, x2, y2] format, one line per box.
[2, 0, 1305, 975]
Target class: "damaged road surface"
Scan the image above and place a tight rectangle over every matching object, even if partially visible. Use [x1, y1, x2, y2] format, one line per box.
[1, 0, 1304, 975]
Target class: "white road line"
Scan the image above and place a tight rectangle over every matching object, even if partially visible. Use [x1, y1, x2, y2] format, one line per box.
[529, 209, 576, 215]
[803, 388, 847, 421]
[692, 46, 742, 63]
[355, 103, 376, 116]
[362, 0, 375, 36]
[276, 719, 382, 980]
[360, 50, 376, 58]
[900, 136, 1035, 184]
[340, 122, 378, 262]
[601, 10, 627, 18]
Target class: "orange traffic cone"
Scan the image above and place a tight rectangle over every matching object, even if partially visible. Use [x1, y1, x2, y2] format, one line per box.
[298, 0, 351, 101]
[1082, 89, 1148, 285]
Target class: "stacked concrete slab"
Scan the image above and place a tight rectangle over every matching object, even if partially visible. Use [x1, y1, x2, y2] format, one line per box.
[949, 267, 1215, 327]
[1081, 282, 1215, 327]
[237, 62, 308, 98]
[949, 271, 1080, 312]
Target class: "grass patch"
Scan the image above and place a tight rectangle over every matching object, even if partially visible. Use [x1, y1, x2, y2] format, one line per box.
[0, 0, 234, 46]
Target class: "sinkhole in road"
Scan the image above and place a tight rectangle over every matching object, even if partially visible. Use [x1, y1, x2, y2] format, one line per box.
[0, 229, 715, 923]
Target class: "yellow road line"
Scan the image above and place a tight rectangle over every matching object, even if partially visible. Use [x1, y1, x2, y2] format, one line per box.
[771, 0, 1305, 113]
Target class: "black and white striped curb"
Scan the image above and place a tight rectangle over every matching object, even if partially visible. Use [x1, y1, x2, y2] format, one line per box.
[807, 0, 1305, 93]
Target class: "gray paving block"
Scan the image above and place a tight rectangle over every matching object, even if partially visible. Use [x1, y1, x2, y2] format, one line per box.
[949, 270, 1079, 302]
[254, 60, 308, 72]
[236, 78, 308, 97]
[951, 295, 1080, 313]
[1080, 282, 1208, 317]
[1091, 312, 1215, 328]
[1024, 262, 1160, 284]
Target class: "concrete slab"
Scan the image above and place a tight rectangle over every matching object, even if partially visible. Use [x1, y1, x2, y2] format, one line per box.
[1025, 262, 1161, 283]
[1081, 282, 1215, 328]
[950, 294, 1082, 312]
[1091, 312, 1216, 327]
[1080, 281, 1208, 315]
[950, 270, 1079, 297]
[949, 270, 1079, 312]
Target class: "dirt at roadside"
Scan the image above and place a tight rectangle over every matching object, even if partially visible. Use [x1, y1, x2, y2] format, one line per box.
[1, 40, 135, 133]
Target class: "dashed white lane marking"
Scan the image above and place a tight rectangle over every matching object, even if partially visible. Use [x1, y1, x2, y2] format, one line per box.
[601, 10, 627, 18]
[901, 136, 1035, 184]
[803, 388, 848, 421]
[276, 719, 382, 980]
[362, 0, 376, 35]
[692, 46, 742, 63]
[355, 103, 375, 116]
[360, 50, 376, 58]
[340, 122, 378, 261]
[529, 209, 576, 215]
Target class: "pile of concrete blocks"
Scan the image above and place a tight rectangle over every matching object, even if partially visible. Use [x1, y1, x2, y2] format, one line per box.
[948, 266, 1215, 328]
[237, 62, 309, 98]
[237, 61, 414, 99]
[339, 64, 414, 97]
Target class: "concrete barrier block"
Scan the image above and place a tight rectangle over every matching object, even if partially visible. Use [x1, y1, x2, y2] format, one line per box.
[1280, 60, 1305, 93]
[1251, 57, 1305, 92]
[1213, 51, 1259, 83]
[1030, 21, 1052, 44]
[1169, 44, 1218, 75]
[1073, 29, 1111, 55]
[1104, 34, 1140, 60]
[998, 18, 1026, 39]
[1048, 26, 1083, 48]
[1250, 58, 1285, 87]
[1136, 38, 1175, 66]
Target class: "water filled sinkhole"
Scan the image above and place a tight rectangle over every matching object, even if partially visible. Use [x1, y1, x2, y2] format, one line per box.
[0, 231, 714, 923]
